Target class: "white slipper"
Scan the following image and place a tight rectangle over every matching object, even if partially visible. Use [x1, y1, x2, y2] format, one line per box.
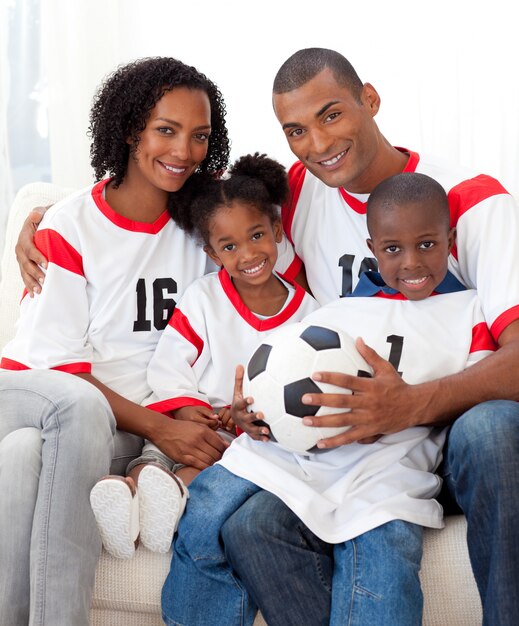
[138, 464, 188, 554]
[90, 476, 139, 559]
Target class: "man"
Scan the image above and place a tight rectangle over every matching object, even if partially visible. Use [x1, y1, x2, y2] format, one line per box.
[219, 48, 519, 626]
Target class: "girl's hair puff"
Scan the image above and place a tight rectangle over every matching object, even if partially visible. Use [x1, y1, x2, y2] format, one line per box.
[170, 152, 288, 244]
[88, 56, 230, 187]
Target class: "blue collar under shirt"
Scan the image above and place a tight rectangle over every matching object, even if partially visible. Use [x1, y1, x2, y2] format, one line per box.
[351, 271, 466, 299]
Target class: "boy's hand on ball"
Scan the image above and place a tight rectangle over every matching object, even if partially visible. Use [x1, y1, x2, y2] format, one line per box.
[303, 337, 425, 447]
[231, 365, 271, 441]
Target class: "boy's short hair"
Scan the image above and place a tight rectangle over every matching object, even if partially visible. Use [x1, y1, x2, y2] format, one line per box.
[367, 172, 450, 233]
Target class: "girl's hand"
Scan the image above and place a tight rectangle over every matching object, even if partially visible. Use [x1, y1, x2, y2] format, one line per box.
[173, 405, 220, 431]
[218, 407, 237, 435]
[231, 365, 270, 442]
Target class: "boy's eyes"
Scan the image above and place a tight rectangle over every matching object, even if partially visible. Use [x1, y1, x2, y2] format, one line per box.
[385, 245, 400, 253]
[419, 241, 435, 249]
[252, 232, 263, 240]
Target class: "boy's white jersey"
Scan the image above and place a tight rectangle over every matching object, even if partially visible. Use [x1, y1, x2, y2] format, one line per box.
[1, 179, 210, 404]
[278, 149, 519, 341]
[219, 272, 496, 543]
[146, 269, 320, 413]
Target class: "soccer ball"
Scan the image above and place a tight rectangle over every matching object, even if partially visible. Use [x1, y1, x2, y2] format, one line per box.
[243, 322, 373, 455]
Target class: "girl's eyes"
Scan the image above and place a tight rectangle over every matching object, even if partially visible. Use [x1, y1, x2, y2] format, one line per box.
[223, 244, 236, 252]
[194, 133, 209, 142]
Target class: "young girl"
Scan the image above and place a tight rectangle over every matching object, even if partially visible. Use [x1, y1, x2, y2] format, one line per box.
[0, 56, 229, 625]
[90, 153, 319, 558]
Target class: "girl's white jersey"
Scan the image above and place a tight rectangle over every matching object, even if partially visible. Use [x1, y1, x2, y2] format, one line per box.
[278, 149, 519, 342]
[219, 272, 496, 543]
[146, 269, 319, 413]
[1, 179, 211, 404]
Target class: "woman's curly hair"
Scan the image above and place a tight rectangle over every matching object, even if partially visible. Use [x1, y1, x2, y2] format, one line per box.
[170, 152, 289, 244]
[88, 57, 230, 186]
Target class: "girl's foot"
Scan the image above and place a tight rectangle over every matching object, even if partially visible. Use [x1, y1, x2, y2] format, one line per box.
[90, 476, 139, 559]
[138, 464, 188, 553]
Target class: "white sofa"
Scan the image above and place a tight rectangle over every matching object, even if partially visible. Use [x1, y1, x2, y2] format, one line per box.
[0, 182, 483, 625]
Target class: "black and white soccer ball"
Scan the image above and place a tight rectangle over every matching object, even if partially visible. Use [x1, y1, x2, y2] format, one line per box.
[243, 322, 373, 455]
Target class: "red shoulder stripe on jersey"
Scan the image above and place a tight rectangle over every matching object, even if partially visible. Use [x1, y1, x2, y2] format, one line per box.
[490, 305, 519, 342]
[283, 161, 306, 244]
[448, 175, 509, 226]
[0, 358, 91, 373]
[219, 269, 307, 331]
[35, 229, 84, 276]
[448, 175, 509, 261]
[281, 255, 303, 282]
[169, 307, 204, 364]
[339, 149, 419, 214]
[92, 179, 171, 234]
[470, 322, 497, 353]
[145, 396, 212, 415]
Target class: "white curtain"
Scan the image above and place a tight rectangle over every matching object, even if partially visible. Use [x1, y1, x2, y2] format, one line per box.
[0, 0, 15, 265]
[5, 0, 519, 209]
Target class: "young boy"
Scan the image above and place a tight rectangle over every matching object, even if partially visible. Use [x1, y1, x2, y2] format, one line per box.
[161, 172, 497, 626]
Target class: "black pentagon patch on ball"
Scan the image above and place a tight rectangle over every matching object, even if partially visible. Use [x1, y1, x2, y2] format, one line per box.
[247, 344, 272, 381]
[300, 325, 341, 351]
[284, 378, 322, 417]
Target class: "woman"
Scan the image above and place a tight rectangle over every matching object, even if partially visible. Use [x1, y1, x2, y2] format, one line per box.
[0, 56, 230, 626]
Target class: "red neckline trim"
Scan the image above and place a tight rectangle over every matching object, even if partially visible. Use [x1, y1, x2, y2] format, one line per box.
[218, 268, 306, 331]
[91, 179, 171, 233]
[339, 149, 420, 214]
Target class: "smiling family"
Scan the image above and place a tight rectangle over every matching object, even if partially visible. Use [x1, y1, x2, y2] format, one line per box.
[0, 48, 518, 626]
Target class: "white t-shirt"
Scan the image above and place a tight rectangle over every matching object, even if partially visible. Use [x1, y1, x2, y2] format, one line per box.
[277, 149, 519, 341]
[146, 269, 320, 412]
[1, 179, 211, 404]
[219, 272, 496, 543]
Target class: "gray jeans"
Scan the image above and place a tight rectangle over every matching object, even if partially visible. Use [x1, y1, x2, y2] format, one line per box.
[0, 369, 142, 626]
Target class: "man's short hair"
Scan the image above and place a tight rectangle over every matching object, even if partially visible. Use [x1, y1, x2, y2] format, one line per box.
[273, 48, 363, 99]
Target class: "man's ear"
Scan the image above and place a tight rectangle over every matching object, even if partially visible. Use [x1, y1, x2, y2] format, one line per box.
[361, 83, 381, 116]
[203, 244, 223, 267]
[447, 227, 456, 252]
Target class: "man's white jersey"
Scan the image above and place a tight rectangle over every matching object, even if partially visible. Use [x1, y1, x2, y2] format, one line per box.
[279, 149, 519, 341]
[146, 269, 319, 413]
[1, 179, 210, 404]
[219, 272, 496, 543]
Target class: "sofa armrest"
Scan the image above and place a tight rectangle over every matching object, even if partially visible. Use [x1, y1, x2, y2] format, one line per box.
[0, 182, 75, 350]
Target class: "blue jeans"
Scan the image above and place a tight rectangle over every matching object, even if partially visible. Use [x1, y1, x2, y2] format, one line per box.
[162, 464, 424, 626]
[440, 400, 519, 626]
[0, 369, 143, 626]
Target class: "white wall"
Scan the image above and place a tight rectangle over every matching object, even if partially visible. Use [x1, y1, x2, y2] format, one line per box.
[40, 0, 519, 196]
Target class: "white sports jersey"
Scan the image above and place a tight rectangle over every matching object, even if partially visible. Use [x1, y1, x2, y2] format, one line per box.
[278, 149, 519, 341]
[146, 269, 320, 412]
[219, 272, 496, 543]
[1, 179, 211, 404]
